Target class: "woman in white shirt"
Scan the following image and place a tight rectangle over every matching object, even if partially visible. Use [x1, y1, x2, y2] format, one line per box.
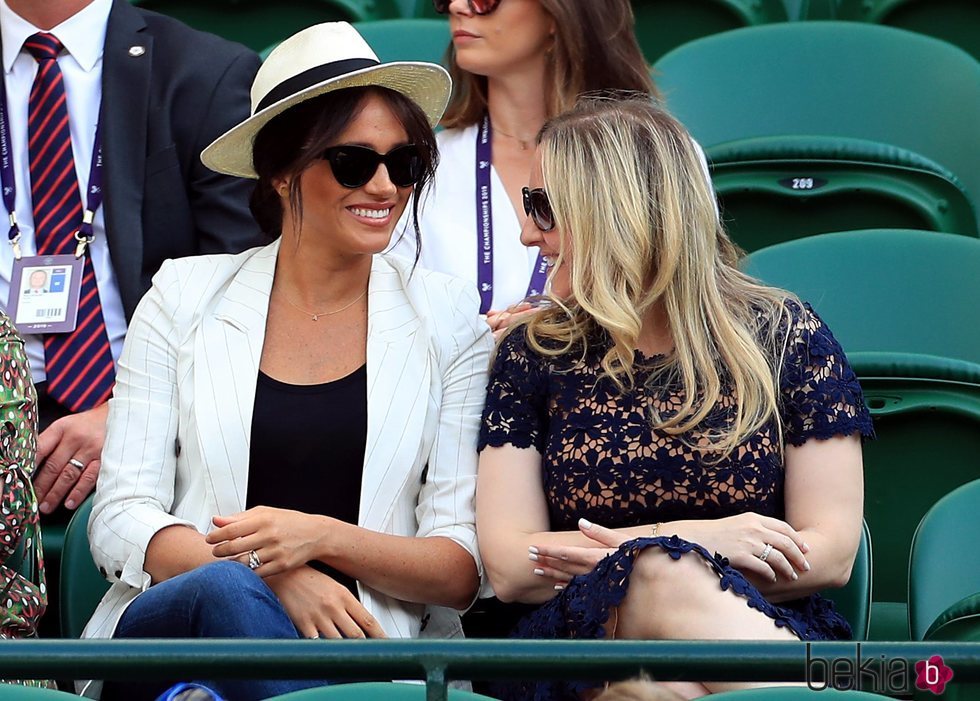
[391, 0, 656, 334]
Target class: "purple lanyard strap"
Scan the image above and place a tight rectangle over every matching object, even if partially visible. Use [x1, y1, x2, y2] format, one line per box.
[0, 67, 103, 258]
[474, 114, 547, 314]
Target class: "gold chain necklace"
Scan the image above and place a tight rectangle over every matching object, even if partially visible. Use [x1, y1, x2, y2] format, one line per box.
[281, 288, 366, 321]
[493, 126, 535, 151]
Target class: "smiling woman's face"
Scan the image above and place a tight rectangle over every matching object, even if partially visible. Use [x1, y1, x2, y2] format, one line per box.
[278, 92, 414, 260]
[519, 147, 570, 298]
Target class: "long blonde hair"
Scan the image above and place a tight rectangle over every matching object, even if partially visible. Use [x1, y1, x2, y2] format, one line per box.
[441, 0, 656, 129]
[525, 96, 794, 458]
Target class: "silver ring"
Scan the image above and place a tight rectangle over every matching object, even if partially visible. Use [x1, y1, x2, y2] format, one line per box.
[758, 543, 774, 563]
[247, 550, 261, 570]
[67, 458, 85, 470]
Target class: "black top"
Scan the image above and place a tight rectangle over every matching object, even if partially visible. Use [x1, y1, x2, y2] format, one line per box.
[247, 365, 367, 598]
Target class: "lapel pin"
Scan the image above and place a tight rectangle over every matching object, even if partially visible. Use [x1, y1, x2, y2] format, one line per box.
[128, 45, 146, 57]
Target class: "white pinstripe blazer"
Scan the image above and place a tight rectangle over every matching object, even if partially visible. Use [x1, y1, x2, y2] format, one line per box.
[84, 240, 493, 644]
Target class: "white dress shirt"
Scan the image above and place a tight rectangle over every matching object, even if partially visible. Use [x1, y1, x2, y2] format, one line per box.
[390, 124, 542, 312]
[0, 0, 126, 384]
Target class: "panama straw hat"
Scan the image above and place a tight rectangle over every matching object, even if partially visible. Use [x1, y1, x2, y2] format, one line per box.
[201, 22, 451, 178]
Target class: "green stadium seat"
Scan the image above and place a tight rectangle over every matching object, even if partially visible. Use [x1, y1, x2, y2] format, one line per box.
[799, 0, 837, 19]
[352, 19, 450, 64]
[744, 230, 980, 640]
[130, 0, 403, 51]
[0, 686, 84, 699]
[910, 479, 980, 640]
[836, 0, 980, 62]
[269, 682, 497, 699]
[59, 497, 109, 639]
[632, 0, 788, 63]
[412, 0, 442, 19]
[708, 136, 977, 251]
[909, 479, 980, 699]
[823, 522, 872, 641]
[654, 22, 980, 230]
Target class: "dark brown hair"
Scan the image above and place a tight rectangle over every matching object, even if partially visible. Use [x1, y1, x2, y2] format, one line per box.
[249, 86, 439, 262]
[441, 0, 656, 128]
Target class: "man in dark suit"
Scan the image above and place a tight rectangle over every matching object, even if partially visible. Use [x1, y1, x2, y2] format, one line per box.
[0, 0, 265, 515]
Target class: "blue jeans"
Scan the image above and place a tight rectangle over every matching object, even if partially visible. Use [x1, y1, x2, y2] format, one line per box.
[100, 561, 330, 701]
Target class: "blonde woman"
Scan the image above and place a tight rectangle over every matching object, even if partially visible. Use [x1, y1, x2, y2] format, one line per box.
[392, 0, 655, 334]
[476, 97, 871, 699]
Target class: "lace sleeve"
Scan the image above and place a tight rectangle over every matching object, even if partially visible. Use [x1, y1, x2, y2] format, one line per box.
[779, 302, 875, 446]
[478, 327, 549, 453]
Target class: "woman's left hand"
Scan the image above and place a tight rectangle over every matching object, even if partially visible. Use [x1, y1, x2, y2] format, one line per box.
[528, 519, 622, 584]
[206, 506, 329, 577]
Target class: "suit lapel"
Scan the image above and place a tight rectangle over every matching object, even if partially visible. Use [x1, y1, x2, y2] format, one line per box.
[101, 0, 151, 320]
[193, 242, 278, 517]
[360, 256, 430, 532]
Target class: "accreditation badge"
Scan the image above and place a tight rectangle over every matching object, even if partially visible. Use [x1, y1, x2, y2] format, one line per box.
[6, 254, 83, 333]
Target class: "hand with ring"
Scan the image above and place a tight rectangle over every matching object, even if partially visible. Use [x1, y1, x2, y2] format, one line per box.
[34, 402, 109, 512]
[207, 505, 328, 577]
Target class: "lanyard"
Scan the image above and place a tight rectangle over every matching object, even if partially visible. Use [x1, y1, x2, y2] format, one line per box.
[0, 66, 104, 260]
[474, 114, 548, 314]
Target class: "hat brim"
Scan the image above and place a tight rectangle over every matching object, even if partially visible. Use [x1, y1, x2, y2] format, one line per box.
[200, 62, 451, 179]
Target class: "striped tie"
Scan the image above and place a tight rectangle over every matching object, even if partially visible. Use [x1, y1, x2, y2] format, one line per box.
[26, 33, 114, 411]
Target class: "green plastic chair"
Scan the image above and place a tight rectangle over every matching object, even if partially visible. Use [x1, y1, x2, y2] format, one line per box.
[707, 136, 977, 251]
[130, 0, 402, 51]
[744, 230, 980, 640]
[412, 0, 442, 19]
[352, 19, 450, 64]
[59, 497, 110, 639]
[0, 686, 81, 699]
[269, 682, 497, 699]
[836, 0, 980, 62]
[632, 0, 788, 63]
[908, 479, 980, 699]
[654, 22, 980, 230]
[710, 688, 893, 699]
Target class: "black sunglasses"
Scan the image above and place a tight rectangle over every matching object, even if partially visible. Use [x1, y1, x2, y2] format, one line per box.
[432, 0, 502, 15]
[321, 144, 423, 189]
[522, 187, 555, 232]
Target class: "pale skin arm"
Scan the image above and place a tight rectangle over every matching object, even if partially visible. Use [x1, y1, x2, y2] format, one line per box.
[207, 507, 479, 611]
[479, 434, 863, 605]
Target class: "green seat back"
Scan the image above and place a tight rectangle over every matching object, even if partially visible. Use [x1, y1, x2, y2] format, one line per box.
[823, 521, 872, 641]
[632, 0, 787, 63]
[131, 0, 402, 51]
[708, 136, 977, 251]
[412, 0, 442, 19]
[909, 479, 980, 640]
[836, 0, 980, 62]
[0, 686, 84, 699]
[352, 19, 450, 64]
[742, 230, 980, 366]
[269, 682, 497, 699]
[59, 497, 110, 639]
[654, 22, 980, 230]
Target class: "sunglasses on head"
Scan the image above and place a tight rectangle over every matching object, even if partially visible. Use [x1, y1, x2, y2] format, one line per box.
[321, 144, 423, 189]
[432, 0, 502, 15]
[522, 187, 555, 232]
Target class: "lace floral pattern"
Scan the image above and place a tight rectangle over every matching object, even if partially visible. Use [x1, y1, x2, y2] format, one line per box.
[479, 301, 873, 701]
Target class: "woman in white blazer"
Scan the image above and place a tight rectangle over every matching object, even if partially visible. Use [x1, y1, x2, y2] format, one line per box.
[85, 23, 492, 701]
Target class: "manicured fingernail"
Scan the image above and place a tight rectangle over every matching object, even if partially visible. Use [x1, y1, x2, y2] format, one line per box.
[792, 572, 799, 581]
[528, 546, 539, 554]
[65, 499, 75, 510]
[804, 560, 811, 571]
[802, 542, 811, 553]
[579, 518, 593, 530]
[39, 502, 51, 514]
[554, 584, 565, 591]
[533, 568, 545, 576]
[528, 553, 539, 562]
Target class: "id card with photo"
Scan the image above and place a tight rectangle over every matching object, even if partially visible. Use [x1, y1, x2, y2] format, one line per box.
[7, 255, 83, 333]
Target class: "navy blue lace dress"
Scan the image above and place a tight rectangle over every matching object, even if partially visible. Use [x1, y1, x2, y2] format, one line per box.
[478, 301, 874, 700]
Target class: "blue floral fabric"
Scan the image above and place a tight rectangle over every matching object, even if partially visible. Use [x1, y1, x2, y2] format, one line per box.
[478, 301, 874, 700]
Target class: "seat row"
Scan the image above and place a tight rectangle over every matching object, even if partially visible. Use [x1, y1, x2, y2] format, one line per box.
[127, 0, 980, 63]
